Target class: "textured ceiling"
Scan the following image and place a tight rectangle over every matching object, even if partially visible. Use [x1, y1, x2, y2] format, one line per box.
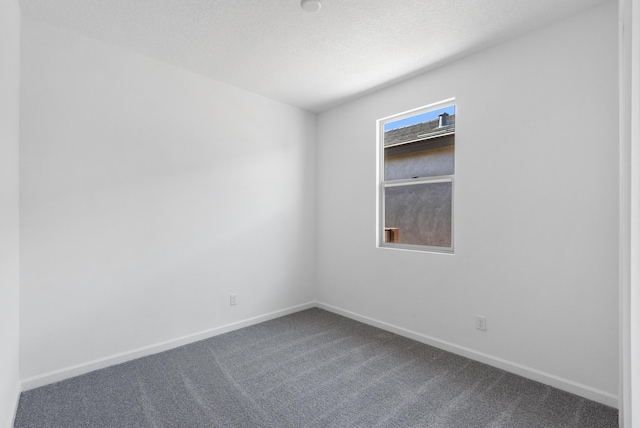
[19, 0, 610, 112]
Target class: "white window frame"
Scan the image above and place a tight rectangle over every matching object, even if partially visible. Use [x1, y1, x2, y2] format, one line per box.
[376, 98, 456, 254]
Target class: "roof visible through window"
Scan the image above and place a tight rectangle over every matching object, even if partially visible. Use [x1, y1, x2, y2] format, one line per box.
[384, 106, 455, 132]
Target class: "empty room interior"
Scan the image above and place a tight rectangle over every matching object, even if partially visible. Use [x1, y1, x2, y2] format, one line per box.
[1, 0, 639, 427]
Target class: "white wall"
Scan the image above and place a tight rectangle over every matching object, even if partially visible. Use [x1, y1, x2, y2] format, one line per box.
[0, 0, 21, 425]
[19, 18, 316, 382]
[317, 1, 619, 405]
[619, 0, 640, 424]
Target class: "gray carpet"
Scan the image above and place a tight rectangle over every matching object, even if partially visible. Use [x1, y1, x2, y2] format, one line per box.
[15, 308, 618, 427]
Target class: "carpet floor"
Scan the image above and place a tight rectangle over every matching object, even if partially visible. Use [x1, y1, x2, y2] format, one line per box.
[15, 308, 618, 427]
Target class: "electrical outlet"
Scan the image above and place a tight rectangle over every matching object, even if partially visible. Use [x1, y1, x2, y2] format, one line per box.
[476, 315, 487, 331]
[230, 294, 237, 306]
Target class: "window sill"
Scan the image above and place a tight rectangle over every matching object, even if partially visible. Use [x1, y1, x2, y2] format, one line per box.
[378, 242, 454, 255]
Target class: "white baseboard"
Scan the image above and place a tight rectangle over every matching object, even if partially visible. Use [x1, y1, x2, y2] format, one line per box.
[316, 301, 619, 409]
[19, 301, 619, 410]
[21, 301, 316, 391]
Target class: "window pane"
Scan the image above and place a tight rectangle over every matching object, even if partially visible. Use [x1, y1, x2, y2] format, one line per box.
[383, 106, 455, 181]
[384, 141, 454, 180]
[384, 182, 452, 247]
[379, 100, 455, 252]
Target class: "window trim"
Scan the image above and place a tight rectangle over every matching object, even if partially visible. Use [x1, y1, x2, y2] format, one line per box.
[376, 98, 456, 254]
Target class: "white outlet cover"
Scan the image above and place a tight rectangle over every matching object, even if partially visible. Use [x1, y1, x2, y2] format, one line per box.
[476, 316, 487, 331]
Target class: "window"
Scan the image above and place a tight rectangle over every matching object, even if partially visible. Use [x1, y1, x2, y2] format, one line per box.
[377, 99, 455, 253]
